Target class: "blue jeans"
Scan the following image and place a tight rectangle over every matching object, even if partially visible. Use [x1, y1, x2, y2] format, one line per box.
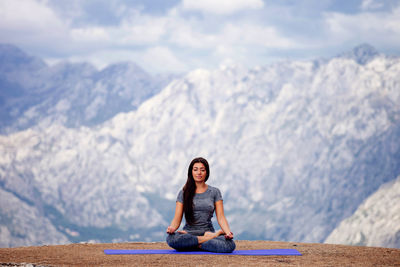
[166, 232, 236, 253]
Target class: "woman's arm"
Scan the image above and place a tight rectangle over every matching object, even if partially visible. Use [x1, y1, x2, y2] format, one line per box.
[215, 200, 234, 239]
[166, 202, 184, 234]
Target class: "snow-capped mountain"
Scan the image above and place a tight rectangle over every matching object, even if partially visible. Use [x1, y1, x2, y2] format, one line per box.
[0, 44, 399, 248]
[0, 44, 177, 133]
[325, 176, 400, 248]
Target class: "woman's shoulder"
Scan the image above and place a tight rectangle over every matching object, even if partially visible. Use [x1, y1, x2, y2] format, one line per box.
[207, 185, 222, 193]
[176, 188, 184, 202]
[207, 185, 223, 201]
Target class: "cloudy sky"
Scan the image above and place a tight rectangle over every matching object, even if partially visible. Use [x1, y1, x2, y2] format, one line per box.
[1, 0, 399, 73]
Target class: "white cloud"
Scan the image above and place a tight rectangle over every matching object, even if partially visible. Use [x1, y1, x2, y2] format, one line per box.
[139, 46, 188, 73]
[165, 19, 297, 70]
[0, 0, 62, 29]
[118, 16, 167, 45]
[69, 11, 168, 45]
[0, 0, 68, 43]
[167, 14, 295, 50]
[0, 0, 169, 48]
[222, 23, 295, 48]
[0, 0, 296, 72]
[64, 46, 187, 74]
[324, 7, 400, 46]
[167, 22, 218, 48]
[212, 45, 248, 65]
[70, 27, 111, 43]
[360, 0, 384, 11]
[182, 0, 264, 15]
[2, 0, 399, 74]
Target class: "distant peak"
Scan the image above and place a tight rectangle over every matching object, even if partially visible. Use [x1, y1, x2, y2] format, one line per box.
[50, 61, 97, 77]
[0, 43, 47, 70]
[95, 61, 151, 82]
[0, 43, 26, 55]
[352, 43, 380, 57]
[338, 43, 380, 65]
[102, 62, 146, 73]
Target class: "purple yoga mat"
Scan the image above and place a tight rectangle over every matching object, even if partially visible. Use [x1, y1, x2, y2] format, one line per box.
[104, 249, 301, 256]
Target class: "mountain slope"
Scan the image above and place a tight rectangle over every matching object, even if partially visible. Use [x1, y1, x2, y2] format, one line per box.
[0, 44, 176, 133]
[0, 187, 69, 247]
[325, 175, 400, 248]
[0, 45, 399, 247]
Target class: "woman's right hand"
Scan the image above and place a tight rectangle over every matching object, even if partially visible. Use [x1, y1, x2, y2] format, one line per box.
[166, 226, 176, 234]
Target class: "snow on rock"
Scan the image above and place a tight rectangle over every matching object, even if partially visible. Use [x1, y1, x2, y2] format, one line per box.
[325, 175, 400, 248]
[0, 187, 69, 247]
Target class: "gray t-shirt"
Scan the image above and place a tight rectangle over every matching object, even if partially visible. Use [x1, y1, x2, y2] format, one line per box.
[177, 185, 223, 235]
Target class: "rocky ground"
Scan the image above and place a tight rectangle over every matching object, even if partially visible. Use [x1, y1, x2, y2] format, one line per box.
[0, 240, 399, 266]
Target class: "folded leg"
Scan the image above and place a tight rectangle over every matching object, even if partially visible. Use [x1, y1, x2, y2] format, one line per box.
[166, 232, 199, 251]
[200, 236, 236, 253]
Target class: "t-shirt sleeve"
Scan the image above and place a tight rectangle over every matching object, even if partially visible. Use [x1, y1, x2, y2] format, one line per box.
[176, 189, 183, 203]
[214, 187, 223, 203]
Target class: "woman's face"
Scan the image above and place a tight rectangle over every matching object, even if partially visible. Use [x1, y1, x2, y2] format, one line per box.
[192, 162, 207, 183]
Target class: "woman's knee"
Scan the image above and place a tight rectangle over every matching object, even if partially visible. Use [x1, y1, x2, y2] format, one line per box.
[219, 238, 236, 253]
[166, 233, 178, 248]
[201, 237, 236, 253]
[166, 233, 198, 250]
[226, 239, 236, 252]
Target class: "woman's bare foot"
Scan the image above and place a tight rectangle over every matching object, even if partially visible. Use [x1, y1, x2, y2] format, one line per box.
[197, 230, 224, 245]
[203, 231, 217, 238]
[204, 230, 224, 238]
[216, 229, 224, 236]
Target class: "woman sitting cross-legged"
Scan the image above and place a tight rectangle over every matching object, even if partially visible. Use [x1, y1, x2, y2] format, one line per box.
[166, 157, 236, 253]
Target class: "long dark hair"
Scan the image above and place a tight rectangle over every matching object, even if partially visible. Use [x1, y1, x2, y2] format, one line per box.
[183, 157, 210, 225]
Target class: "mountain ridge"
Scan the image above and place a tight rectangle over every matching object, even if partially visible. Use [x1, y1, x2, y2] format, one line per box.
[0, 43, 177, 133]
[0, 44, 399, 248]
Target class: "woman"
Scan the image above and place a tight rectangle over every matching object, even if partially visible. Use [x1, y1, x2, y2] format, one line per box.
[166, 157, 236, 253]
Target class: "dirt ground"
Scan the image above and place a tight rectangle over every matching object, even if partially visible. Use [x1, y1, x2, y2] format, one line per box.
[0, 240, 399, 267]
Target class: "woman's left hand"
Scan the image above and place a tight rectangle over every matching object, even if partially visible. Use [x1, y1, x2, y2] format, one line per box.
[224, 232, 234, 239]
